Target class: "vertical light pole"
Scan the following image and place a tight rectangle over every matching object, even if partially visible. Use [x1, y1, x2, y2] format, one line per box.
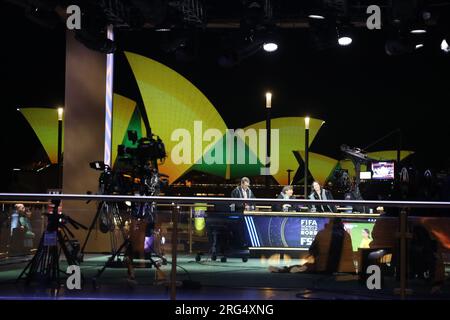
[287, 169, 293, 185]
[57, 107, 64, 189]
[304, 116, 310, 198]
[265, 92, 272, 188]
[104, 24, 114, 167]
[397, 128, 402, 173]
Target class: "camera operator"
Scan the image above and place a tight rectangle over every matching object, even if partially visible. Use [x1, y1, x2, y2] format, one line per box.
[10, 204, 35, 254]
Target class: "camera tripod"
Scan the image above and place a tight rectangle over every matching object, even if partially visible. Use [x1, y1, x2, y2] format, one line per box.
[80, 200, 126, 262]
[17, 200, 87, 288]
[92, 201, 167, 286]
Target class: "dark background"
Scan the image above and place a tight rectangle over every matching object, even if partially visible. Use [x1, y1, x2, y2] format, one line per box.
[1, 1, 449, 191]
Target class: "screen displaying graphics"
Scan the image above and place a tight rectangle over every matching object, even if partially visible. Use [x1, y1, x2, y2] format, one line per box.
[342, 220, 376, 251]
[371, 161, 395, 180]
[245, 216, 376, 251]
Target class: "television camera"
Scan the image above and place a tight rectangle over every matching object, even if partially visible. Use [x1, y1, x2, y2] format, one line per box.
[116, 130, 168, 196]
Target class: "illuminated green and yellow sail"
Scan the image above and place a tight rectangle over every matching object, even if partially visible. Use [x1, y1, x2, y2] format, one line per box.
[20, 52, 415, 186]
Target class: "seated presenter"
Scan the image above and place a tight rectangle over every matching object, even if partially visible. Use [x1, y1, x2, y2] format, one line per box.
[273, 185, 296, 212]
[231, 177, 255, 212]
[308, 181, 337, 213]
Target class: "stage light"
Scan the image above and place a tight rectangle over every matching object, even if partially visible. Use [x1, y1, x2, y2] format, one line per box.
[441, 39, 450, 53]
[57, 107, 64, 121]
[338, 36, 352, 46]
[155, 28, 171, 32]
[415, 43, 424, 49]
[410, 29, 426, 34]
[265, 92, 272, 109]
[308, 14, 325, 20]
[263, 42, 278, 52]
[125, 201, 132, 207]
[16, 108, 20, 111]
[337, 24, 353, 46]
[262, 31, 280, 53]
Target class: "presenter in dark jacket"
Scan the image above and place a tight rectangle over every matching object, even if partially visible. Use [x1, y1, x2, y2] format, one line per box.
[231, 177, 255, 212]
[309, 181, 337, 213]
[230, 177, 255, 249]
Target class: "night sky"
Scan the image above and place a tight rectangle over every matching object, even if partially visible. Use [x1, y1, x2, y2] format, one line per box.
[1, 2, 450, 191]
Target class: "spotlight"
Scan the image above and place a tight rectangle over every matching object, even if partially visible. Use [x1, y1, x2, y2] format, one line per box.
[263, 42, 278, 52]
[338, 36, 352, 46]
[262, 31, 280, 53]
[308, 14, 325, 20]
[337, 24, 353, 46]
[441, 39, 450, 53]
[437, 10, 450, 53]
[415, 43, 424, 49]
[410, 29, 426, 34]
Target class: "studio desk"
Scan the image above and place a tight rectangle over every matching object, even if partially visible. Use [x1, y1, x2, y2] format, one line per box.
[241, 208, 450, 257]
[156, 204, 450, 261]
[240, 208, 380, 254]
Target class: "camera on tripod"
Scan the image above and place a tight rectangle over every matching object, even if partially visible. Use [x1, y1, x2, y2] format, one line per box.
[89, 161, 132, 195]
[81, 131, 168, 279]
[118, 130, 166, 165]
[116, 131, 168, 196]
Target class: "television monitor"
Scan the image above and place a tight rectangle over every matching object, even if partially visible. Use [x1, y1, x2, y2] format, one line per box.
[371, 161, 395, 180]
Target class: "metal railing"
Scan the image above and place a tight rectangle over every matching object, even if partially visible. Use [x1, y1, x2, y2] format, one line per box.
[1, 193, 450, 300]
[1, 193, 450, 208]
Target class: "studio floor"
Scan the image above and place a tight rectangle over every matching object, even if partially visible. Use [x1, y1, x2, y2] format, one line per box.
[0, 254, 449, 300]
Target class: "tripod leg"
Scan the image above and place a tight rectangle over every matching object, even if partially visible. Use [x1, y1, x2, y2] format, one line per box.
[17, 235, 44, 283]
[145, 254, 162, 270]
[80, 202, 104, 256]
[58, 231, 77, 266]
[95, 239, 130, 279]
[53, 245, 61, 288]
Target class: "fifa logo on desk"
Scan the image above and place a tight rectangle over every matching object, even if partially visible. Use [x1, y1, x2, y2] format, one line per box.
[300, 219, 318, 246]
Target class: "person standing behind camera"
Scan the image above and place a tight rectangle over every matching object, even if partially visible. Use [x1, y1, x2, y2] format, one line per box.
[20, 207, 35, 250]
[10, 204, 23, 236]
[309, 181, 337, 213]
[10, 204, 35, 254]
[231, 177, 255, 212]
